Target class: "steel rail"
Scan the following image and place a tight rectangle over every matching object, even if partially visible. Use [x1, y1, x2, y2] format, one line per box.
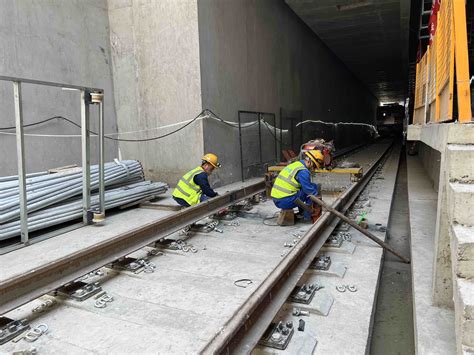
[200, 142, 394, 354]
[0, 181, 265, 315]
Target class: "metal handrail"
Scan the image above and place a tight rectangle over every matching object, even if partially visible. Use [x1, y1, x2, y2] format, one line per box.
[0, 76, 103, 92]
[0, 75, 105, 244]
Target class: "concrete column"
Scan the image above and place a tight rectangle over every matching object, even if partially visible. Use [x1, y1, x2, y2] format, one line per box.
[409, 124, 474, 308]
[108, 0, 204, 185]
[447, 145, 474, 354]
[408, 123, 474, 353]
[432, 147, 453, 307]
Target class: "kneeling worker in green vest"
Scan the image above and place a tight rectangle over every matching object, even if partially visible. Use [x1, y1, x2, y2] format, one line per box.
[173, 153, 221, 207]
[271, 149, 324, 220]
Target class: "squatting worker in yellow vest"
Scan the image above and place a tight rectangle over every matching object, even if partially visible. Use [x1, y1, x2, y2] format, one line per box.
[173, 153, 221, 207]
[271, 150, 324, 220]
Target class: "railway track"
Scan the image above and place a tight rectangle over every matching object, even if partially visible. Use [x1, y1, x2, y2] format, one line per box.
[0, 140, 395, 354]
[203, 141, 394, 353]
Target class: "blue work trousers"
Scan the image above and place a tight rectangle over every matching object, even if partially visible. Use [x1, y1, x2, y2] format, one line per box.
[173, 194, 210, 208]
[273, 190, 313, 219]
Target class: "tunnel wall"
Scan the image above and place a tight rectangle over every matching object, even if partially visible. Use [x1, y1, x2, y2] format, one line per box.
[0, 0, 118, 177]
[418, 142, 441, 192]
[197, 0, 380, 185]
[108, 0, 204, 184]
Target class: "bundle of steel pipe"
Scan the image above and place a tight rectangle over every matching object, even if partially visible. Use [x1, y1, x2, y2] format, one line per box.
[0, 171, 49, 183]
[0, 160, 144, 223]
[0, 181, 168, 240]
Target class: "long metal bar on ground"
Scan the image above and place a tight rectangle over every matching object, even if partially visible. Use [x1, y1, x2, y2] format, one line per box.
[0, 181, 265, 315]
[294, 195, 410, 263]
[309, 195, 410, 263]
[200, 142, 394, 354]
[268, 166, 362, 174]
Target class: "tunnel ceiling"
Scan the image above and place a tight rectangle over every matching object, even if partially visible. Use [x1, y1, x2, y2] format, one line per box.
[285, 0, 410, 103]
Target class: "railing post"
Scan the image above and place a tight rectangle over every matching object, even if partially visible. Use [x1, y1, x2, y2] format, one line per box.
[99, 99, 105, 215]
[258, 113, 263, 164]
[13, 81, 29, 244]
[81, 90, 91, 224]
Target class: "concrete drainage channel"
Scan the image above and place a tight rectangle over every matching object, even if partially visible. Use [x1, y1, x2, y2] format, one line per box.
[369, 148, 415, 354]
[0, 140, 401, 354]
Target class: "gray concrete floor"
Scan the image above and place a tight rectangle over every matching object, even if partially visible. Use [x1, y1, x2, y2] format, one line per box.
[406, 154, 455, 354]
[253, 142, 402, 354]
[0, 142, 395, 354]
[370, 149, 415, 354]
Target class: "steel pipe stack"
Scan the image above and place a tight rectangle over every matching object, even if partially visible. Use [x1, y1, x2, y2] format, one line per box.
[0, 160, 145, 223]
[0, 160, 168, 240]
[0, 181, 168, 240]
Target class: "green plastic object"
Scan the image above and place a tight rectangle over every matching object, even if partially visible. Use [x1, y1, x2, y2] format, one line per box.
[357, 211, 367, 224]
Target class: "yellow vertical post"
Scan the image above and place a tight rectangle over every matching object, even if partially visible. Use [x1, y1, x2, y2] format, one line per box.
[428, 39, 437, 123]
[435, 4, 443, 122]
[453, 0, 472, 122]
[423, 46, 431, 123]
[413, 61, 421, 123]
[448, 4, 455, 120]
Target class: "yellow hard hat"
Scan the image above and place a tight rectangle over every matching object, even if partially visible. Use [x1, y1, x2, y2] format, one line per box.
[202, 153, 221, 168]
[305, 150, 324, 169]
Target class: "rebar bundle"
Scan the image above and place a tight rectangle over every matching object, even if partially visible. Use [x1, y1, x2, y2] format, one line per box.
[0, 181, 167, 240]
[0, 160, 168, 240]
[0, 160, 145, 224]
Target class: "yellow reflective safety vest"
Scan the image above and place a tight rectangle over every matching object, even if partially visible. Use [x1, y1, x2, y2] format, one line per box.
[172, 166, 204, 206]
[271, 161, 306, 199]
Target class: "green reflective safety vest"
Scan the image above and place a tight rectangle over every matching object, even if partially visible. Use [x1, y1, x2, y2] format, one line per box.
[172, 166, 204, 206]
[271, 161, 306, 199]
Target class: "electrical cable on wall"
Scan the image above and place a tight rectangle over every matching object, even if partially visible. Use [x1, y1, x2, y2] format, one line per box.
[0, 116, 61, 130]
[0, 109, 270, 141]
[262, 119, 287, 146]
[0, 112, 205, 142]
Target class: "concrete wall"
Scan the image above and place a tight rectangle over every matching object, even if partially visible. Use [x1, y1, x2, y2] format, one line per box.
[197, 0, 379, 185]
[419, 143, 441, 192]
[108, 0, 203, 184]
[407, 123, 474, 321]
[0, 0, 118, 176]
